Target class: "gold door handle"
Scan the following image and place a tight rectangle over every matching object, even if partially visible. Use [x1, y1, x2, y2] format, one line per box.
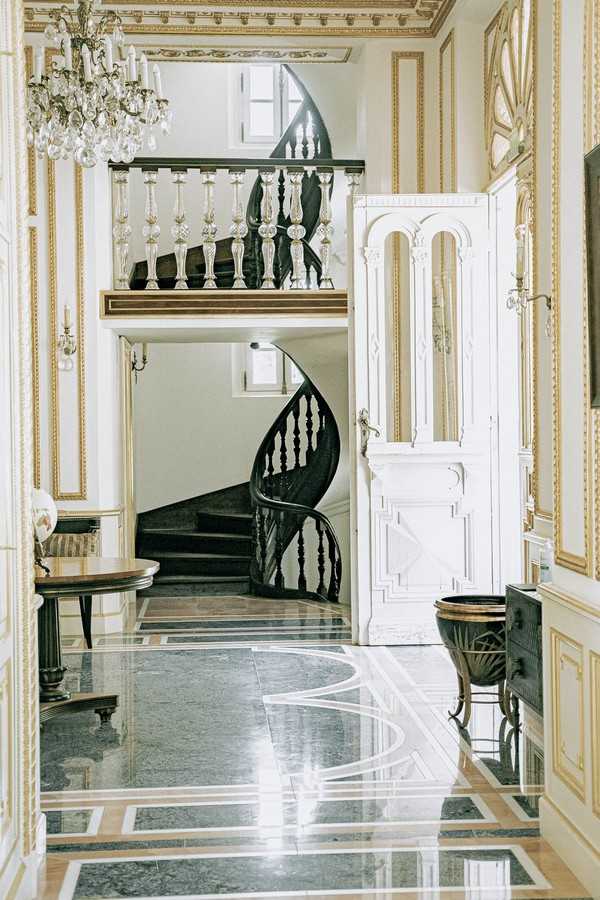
[357, 408, 381, 457]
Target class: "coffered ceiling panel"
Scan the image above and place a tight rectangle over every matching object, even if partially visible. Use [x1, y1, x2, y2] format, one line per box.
[24, 0, 455, 38]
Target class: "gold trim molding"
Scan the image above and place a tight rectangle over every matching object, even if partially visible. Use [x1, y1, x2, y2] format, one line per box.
[391, 50, 424, 442]
[551, 0, 591, 574]
[46, 57, 88, 501]
[23, 0, 456, 38]
[24, 46, 37, 216]
[439, 29, 456, 192]
[591, 650, 600, 817]
[550, 627, 586, 802]
[28, 226, 40, 489]
[137, 45, 352, 64]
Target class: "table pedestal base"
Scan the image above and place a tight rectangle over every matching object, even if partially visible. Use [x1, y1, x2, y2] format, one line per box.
[38, 596, 119, 724]
[40, 692, 119, 726]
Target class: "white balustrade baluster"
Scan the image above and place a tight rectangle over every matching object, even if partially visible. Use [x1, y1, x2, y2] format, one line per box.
[229, 169, 248, 289]
[286, 167, 307, 289]
[317, 168, 334, 289]
[143, 169, 160, 290]
[346, 169, 362, 201]
[201, 170, 217, 289]
[171, 169, 189, 289]
[258, 169, 277, 289]
[112, 168, 131, 290]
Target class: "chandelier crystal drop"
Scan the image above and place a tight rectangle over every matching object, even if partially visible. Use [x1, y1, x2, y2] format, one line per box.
[26, 1, 172, 168]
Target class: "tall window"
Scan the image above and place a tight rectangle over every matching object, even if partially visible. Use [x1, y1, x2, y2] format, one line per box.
[240, 65, 303, 145]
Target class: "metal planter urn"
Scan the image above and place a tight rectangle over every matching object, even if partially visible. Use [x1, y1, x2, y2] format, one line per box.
[434, 595, 511, 728]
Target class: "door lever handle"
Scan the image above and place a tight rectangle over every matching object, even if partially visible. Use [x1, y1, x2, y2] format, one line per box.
[357, 408, 381, 457]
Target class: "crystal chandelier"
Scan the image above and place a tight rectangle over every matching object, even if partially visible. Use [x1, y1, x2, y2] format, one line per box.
[26, 1, 172, 168]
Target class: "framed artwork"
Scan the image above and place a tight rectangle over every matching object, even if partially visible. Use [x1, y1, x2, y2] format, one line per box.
[585, 143, 600, 406]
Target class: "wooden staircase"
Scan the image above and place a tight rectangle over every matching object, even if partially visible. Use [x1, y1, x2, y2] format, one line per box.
[136, 363, 342, 602]
[136, 487, 253, 597]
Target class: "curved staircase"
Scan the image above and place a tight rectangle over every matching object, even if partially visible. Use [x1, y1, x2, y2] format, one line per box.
[136, 362, 341, 603]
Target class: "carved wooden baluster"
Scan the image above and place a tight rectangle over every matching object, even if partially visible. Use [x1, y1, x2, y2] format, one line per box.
[266, 443, 275, 496]
[258, 169, 277, 289]
[305, 394, 314, 461]
[279, 418, 288, 490]
[112, 169, 131, 289]
[201, 169, 217, 289]
[315, 519, 326, 596]
[277, 169, 286, 227]
[171, 169, 189, 289]
[301, 120, 309, 159]
[327, 532, 339, 602]
[297, 520, 307, 592]
[143, 169, 160, 289]
[229, 169, 248, 289]
[287, 167, 307, 289]
[274, 513, 284, 589]
[292, 400, 301, 469]
[317, 168, 334, 289]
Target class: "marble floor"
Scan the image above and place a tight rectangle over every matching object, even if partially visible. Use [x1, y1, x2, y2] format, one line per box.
[39, 595, 591, 899]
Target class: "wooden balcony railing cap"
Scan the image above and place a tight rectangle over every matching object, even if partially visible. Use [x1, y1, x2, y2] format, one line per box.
[109, 156, 365, 172]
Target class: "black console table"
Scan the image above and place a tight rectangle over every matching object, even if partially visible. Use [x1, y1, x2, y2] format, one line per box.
[505, 583, 543, 718]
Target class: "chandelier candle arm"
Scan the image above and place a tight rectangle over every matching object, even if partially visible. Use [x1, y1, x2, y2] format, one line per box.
[171, 170, 190, 290]
[112, 169, 131, 290]
[201, 171, 218, 289]
[27, 1, 171, 168]
[229, 170, 248, 290]
[287, 168, 307, 289]
[317, 168, 334, 290]
[258, 169, 277, 290]
[143, 170, 160, 290]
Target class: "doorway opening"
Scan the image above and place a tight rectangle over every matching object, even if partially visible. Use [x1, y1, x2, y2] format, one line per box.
[123, 334, 352, 645]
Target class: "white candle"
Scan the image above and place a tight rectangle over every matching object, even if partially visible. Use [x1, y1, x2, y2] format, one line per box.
[63, 304, 72, 329]
[63, 36, 72, 70]
[142, 342, 148, 361]
[81, 45, 92, 81]
[140, 53, 149, 89]
[104, 36, 113, 72]
[152, 63, 163, 99]
[515, 235, 525, 279]
[34, 48, 43, 82]
[128, 45, 137, 82]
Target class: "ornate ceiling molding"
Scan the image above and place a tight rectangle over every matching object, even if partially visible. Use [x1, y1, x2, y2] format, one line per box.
[24, 1, 456, 38]
[138, 45, 352, 62]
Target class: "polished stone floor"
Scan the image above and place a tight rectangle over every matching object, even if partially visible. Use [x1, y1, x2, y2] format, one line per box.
[39, 595, 591, 899]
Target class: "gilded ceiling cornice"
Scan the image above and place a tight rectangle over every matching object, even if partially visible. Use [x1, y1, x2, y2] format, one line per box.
[24, 0, 455, 39]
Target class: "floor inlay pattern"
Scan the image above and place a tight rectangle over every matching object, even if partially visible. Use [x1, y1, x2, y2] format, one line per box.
[40, 595, 592, 899]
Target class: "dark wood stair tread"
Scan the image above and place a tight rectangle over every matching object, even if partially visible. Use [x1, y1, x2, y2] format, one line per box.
[152, 552, 250, 560]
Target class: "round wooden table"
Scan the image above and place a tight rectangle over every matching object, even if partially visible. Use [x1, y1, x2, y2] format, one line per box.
[35, 557, 159, 724]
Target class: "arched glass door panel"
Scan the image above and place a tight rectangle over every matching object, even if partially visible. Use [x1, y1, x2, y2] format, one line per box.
[431, 231, 459, 441]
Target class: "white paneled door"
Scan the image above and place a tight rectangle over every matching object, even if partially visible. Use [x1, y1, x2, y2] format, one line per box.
[349, 194, 497, 645]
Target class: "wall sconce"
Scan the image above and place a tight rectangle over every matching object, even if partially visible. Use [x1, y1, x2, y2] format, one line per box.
[132, 343, 149, 383]
[506, 274, 553, 337]
[506, 232, 552, 336]
[57, 305, 77, 372]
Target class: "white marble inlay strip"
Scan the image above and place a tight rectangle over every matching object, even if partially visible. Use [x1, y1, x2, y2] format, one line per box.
[500, 793, 541, 822]
[57, 843, 552, 900]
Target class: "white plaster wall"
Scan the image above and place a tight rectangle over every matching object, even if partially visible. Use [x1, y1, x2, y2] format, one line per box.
[133, 342, 288, 512]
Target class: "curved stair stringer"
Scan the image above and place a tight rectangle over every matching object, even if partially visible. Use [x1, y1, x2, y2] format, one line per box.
[249, 364, 342, 604]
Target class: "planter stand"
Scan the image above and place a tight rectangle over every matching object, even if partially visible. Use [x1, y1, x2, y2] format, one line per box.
[435, 595, 518, 729]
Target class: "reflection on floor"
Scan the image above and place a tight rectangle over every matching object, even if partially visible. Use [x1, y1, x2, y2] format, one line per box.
[39, 596, 590, 899]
